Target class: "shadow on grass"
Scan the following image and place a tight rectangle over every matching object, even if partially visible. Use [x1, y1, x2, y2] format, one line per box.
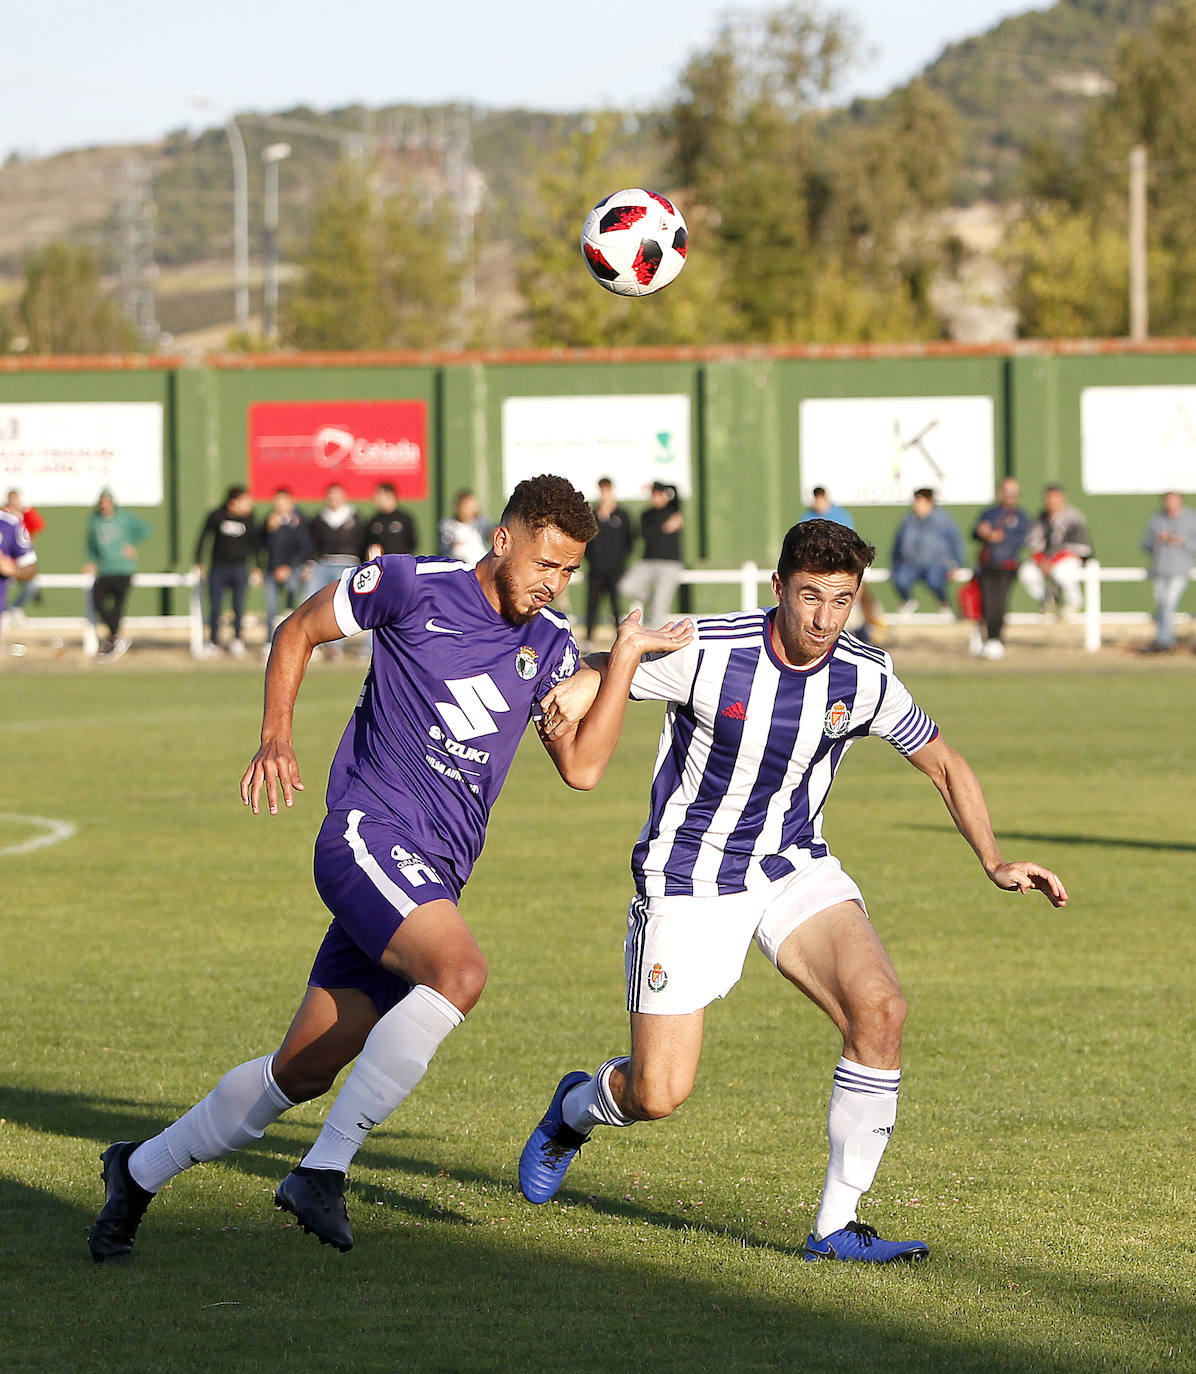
[904, 822, 1196, 854]
[0, 1165, 1190, 1374]
[6, 1086, 1193, 1372]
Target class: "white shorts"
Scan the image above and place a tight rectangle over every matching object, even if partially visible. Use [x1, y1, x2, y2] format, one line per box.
[625, 855, 866, 1015]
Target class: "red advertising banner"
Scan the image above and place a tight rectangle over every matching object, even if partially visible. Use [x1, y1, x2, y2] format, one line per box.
[248, 400, 428, 502]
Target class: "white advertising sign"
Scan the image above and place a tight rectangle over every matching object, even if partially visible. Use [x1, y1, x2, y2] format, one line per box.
[799, 395, 995, 506]
[1081, 385, 1196, 493]
[0, 402, 164, 506]
[501, 394, 691, 499]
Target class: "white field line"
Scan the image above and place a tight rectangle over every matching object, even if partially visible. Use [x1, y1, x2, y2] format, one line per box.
[0, 813, 78, 856]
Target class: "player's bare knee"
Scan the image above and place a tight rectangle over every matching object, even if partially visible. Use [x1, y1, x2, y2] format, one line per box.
[845, 982, 907, 1047]
[424, 955, 487, 1016]
[272, 1056, 337, 1104]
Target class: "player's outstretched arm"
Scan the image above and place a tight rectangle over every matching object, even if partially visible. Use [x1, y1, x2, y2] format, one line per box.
[539, 610, 693, 789]
[906, 734, 1068, 907]
[537, 666, 602, 739]
[537, 616, 692, 740]
[239, 584, 344, 816]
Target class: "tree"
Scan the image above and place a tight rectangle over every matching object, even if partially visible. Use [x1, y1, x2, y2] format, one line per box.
[810, 82, 962, 340]
[1083, 1, 1196, 332]
[667, 4, 858, 341]
[1001, 205, 1130, 338]
[1009, 1, 1196, 336]
[379, 184, 466, 349]
[515, 115, 734, 347]
[283, 164, 390, 350]
[662, 7, 960, 343]
[16, 243, 141, 354]
[282, 159, 468, 351]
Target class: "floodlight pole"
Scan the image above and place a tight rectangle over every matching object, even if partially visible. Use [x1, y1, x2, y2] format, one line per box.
[261, 143, 291, 343]
[226, 116, 250, 333]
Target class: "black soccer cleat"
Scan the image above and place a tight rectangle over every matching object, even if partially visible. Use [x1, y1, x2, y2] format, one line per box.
[275, 1167, 353, 1252]
[88, 1141, 154, 1264]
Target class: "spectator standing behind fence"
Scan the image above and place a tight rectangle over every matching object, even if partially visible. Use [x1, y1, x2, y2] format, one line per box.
[438, 489, 491, 567]
[307, 483, 366, 595]
[800, 487, 886, 642]
[970, 478, 1031, 661]
[890, 488, 965, 617]
[1139, 490, 1196, 654]
[83, 489, 150, 662]
[584, 477, 633, 648]
[620, 481, 685, 628]
[4, 490, 43, 620]
[194, 486, 260, 658]
[306, 484, 366, 661]
[1018, 484, 1092, 617]
[365, 482, 419, 560]
[262, 488, 312, 649]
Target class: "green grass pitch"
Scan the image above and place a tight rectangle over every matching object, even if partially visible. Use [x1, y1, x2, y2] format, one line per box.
[1, 660, 1193, 1372]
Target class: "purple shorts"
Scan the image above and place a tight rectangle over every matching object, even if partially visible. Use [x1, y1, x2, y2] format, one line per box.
[308, 809, 460, 1016]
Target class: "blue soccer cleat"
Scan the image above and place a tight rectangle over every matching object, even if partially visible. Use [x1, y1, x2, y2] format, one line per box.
[804, 1220, 929, 1264]
[519, 1070, 591, 1203]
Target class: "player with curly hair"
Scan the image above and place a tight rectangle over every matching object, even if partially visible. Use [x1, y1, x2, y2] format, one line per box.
[88, 475, 692, 1261]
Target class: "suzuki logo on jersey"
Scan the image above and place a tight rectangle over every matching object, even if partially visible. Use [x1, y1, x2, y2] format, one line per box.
[353, 565, 382, 594]
[427, 724, 491, 764]
[434, 673, 512, 740]
[824, 700, 851, 738]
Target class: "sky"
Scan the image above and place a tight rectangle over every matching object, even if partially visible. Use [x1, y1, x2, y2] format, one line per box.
[4, 0, 1048, 160]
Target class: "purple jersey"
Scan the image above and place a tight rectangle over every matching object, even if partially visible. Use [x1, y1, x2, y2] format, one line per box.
[327, 555, 579, 888]
[0, 510, 36, 612]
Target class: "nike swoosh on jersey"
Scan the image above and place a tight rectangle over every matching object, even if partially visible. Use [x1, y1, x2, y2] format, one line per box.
[425, 618, 463, 635]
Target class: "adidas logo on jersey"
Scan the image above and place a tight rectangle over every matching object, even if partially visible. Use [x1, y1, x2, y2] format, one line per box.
[721, 700, 747, 720]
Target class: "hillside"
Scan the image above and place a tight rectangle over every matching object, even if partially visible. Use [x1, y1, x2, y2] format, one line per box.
[919, 0, 1169, 198]
[0, 0, 1178, 347]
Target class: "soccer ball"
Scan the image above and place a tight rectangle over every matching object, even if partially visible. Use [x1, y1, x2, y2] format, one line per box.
[580, 188, 688, 297]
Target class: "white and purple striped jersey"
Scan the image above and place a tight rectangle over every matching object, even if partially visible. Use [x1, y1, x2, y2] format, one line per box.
[628, 609, 938, 898]
[326, 554, 579, 889]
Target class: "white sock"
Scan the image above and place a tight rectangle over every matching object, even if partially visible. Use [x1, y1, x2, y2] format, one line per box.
[813, 1057, 901, 1240]
[300, 985, 463, 1174]
[129, 1054, 295, 1193]
[562, 1057, 635, 1133]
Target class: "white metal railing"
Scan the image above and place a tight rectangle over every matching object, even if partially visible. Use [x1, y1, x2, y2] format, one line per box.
[23, 572, 205, 658]
[672, 559, 1187, 653]
[8, 561, 1186, 657]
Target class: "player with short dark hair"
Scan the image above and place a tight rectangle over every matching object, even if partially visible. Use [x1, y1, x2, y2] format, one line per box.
[519, 517, 1067, 1263]
[88, 474, 692, 1263]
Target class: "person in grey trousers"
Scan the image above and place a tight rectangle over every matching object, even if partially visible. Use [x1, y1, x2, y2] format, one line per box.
[1140, 491, 1196, 653]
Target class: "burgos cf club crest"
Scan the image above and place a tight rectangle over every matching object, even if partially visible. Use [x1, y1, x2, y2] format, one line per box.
[824, 699, 851, 739]
[647, 962, 669, 992]
[515, 646, 539, 680]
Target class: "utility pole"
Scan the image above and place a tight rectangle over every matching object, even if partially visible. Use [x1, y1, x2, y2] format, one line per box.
[226, 115, 250, 333]
[188, 95, 250, 334]
[261, 143, 291, 343]
[1129, 144, 1148, 342]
